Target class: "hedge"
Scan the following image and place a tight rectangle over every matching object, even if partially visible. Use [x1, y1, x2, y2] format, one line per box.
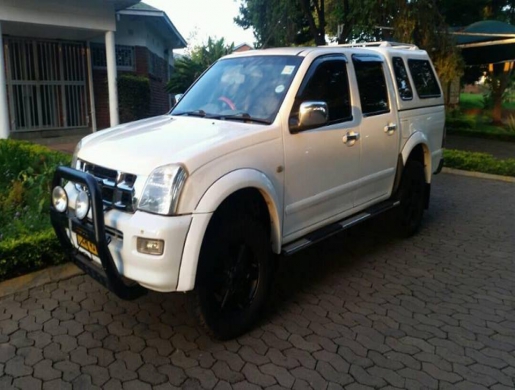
[0, 229, 67, 280]
[444, 149, 515, 177]
[118, 74, 151, 124]
[0, 139, 71, 281]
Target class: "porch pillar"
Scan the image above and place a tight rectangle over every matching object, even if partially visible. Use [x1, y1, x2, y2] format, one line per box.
[105, 30, 119, 127]
[0, 23, 10, 139]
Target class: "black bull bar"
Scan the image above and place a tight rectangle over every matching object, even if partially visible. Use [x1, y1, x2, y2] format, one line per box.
[50, 166, 146, 300]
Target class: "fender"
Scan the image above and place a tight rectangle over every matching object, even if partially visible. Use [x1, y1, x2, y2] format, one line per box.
[401, 131, 432, 183]
[176, 169, 282, 292]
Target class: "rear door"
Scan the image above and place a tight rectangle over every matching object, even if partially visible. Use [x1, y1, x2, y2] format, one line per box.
[352, 54, 400, 206]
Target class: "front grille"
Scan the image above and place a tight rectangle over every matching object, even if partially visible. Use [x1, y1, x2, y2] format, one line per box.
[78, 160, 137, 212]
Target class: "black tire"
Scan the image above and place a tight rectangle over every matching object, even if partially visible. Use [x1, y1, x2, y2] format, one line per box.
[189, 207, 272, 340]
[395, 160, 426, 237]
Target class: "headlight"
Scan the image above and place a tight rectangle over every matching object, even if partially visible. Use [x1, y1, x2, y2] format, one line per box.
[71, 140, 82, 169]
[138, 164, 188, 215]
[75, 190, 90, 220]
[52, 186, 68, 213]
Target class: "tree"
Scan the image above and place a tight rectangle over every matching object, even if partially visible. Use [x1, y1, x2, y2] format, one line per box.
[237, 0, 463, 92]
[391, 0, 464, 97]
[235, 0, 312, 47]
[190, 37, 235, 68]
[167, 37, 234, 94]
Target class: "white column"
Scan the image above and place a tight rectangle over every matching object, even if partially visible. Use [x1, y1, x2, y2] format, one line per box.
[105, 30, 119, 127]
[0, 23, 10, 139]
[86, 42, 97, 132]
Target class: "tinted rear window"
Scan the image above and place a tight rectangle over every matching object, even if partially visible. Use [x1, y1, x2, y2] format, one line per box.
[393, 57, 413, 100]
[408, 59, 441, 98]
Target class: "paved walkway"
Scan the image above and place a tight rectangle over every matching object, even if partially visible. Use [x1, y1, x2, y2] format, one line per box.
[446, 134, 515, 159]
[0, 173, 514, 389]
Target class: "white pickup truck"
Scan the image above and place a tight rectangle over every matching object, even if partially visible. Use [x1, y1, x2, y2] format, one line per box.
[50, 42, 445, 339]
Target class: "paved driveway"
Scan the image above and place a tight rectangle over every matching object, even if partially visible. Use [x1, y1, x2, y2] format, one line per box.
[1, 173, 514, 390]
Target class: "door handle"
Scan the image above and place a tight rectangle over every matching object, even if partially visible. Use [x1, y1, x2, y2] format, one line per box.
[342, 131, 360, 146]
[384, 123, 397, 135]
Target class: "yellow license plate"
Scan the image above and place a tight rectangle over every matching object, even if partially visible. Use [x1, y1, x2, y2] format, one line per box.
[77, 234, 99, 256]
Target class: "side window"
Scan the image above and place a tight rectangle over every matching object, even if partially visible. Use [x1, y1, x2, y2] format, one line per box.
[393, 57, 413, 100]
[408, 59, 441, 98]
[291, 58, 352, 125]
[353, 56, 390, 116]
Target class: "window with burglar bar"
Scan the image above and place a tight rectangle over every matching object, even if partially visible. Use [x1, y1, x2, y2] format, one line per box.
[91, 43, 135, 71]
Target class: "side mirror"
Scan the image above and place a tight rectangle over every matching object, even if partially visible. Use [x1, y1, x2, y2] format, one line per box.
[291, 101, 328, 132]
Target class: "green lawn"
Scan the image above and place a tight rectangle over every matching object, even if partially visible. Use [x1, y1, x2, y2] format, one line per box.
[460, 92, 515, 110]
[459, 93, 484, 110]
[448, 93, 515, 140]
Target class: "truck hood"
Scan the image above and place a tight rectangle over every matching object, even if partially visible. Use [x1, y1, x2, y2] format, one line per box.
[78, 115, 275, 175]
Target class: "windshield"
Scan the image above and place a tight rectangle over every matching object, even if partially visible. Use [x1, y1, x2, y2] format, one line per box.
[171, 55, 303, 124]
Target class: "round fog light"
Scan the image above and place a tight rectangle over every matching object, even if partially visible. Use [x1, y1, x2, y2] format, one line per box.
[75, 190, 90, 220]
[52, 186, 68, 213]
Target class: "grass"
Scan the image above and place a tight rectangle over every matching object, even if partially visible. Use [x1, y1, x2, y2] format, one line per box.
[447, 95, 515, 141]
[460, 92, 515, 110]
[459, 93, 484, 110]
[444, 149, 515, 177]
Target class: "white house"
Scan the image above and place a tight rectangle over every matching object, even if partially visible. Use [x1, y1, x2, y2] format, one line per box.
[0, 0, 186, 140]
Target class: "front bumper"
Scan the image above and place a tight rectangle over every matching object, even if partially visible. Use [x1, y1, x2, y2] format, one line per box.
[50, 166, 191, 299]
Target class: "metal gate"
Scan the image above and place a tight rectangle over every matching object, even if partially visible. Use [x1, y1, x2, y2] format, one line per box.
[5, 38, 88, 132]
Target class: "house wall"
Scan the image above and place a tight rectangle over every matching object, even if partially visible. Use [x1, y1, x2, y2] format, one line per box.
[91, 17, 172, 65]
[93, 45, 170, 130]
[0, 0, 116, 32]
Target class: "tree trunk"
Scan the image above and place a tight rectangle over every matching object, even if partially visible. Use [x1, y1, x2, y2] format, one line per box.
[491, 63, 513, 125]
[299, 0, 326, 45]
[492, 92, 503, 125]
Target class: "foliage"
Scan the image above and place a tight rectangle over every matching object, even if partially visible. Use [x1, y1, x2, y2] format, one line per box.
[440, 0, 515, 26]
[0, 140, 71, 281]
[167, 37, 234, 94]
[190, 37, 235, 68]
[118, 74, 151, 124]
[446, 111, 476, 129]
[236, 0, 464, 87]
[235, 0, 313, 47]
[388, 1, 464, 88]
[0, 229, 66, 281]
[444, 149, 515, 176]
[505, 114, 515, 133]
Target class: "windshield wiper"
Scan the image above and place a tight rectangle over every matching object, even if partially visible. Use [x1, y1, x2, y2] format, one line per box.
[173, 110, 207, 118]
[210, 113, 271, 125]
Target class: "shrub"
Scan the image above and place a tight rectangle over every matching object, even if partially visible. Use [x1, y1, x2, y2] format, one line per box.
[118, 74, 151, 124]
[444, 149, 515, 177]
[0, 229, 66, 280]
[0, 140, 71, 281]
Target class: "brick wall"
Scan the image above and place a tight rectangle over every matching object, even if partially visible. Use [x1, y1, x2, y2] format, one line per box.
[92, 46, 171, 130]
[92, 70, 110, 130]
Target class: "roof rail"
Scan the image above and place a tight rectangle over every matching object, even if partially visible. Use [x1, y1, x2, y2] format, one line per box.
[334, 41, 419, 50]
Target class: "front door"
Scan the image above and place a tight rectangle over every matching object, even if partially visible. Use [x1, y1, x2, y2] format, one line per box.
[283, 55, 361, 238]
[351, 54, 399, 206]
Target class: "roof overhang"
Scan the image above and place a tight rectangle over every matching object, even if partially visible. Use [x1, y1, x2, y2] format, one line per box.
[108, 0, 141, 11]
[453, 21, 515, 65]
[118, 8, 187, 49]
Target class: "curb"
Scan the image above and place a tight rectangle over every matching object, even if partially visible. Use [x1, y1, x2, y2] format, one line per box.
[442, 167, 515, 183]
[0, 263, 84, 299]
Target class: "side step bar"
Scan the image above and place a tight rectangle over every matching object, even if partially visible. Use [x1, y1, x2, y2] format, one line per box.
[281, 199, 400, 256]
